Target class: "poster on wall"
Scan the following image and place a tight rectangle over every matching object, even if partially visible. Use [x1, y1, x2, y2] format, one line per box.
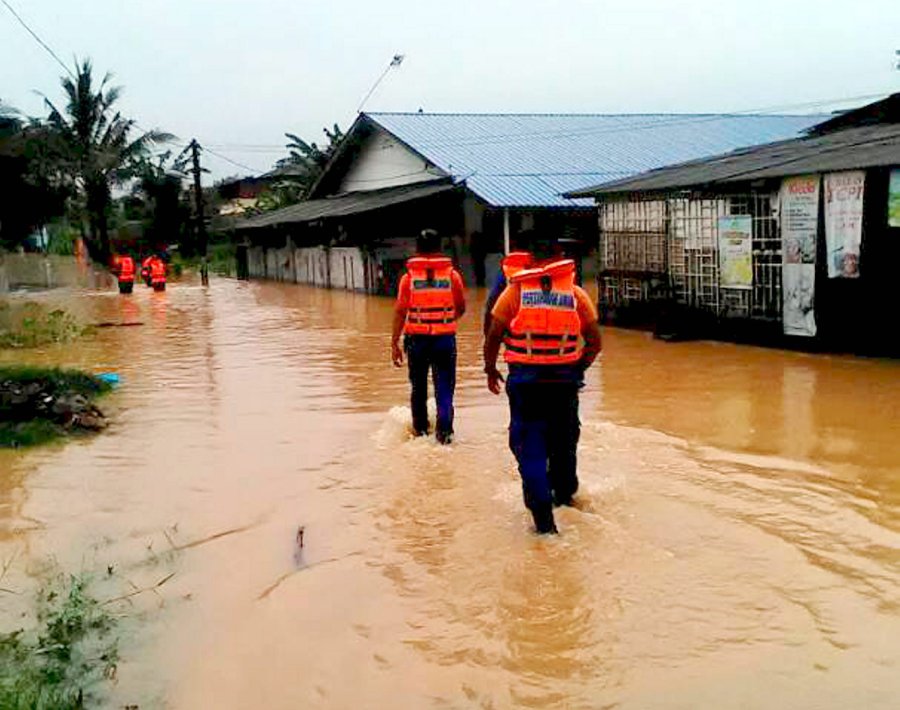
[717, 215, 753, 289]
[780, 175, 820, 264]
[783, 265, 817, 337]
[889, 169, 900, 228]
[824, 171, 865, 278]
[779, 175, 819, 337]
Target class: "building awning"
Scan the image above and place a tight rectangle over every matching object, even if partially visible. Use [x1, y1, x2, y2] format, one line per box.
[236, 180, 460, 230]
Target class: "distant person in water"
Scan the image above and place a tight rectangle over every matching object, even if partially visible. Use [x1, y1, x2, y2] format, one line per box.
[483, 231, 602, 534]
[116, 254, 135, 294]
[391, 229, 466, 444]
[149, 255, 167, 291]
[141, 255, 153, 286]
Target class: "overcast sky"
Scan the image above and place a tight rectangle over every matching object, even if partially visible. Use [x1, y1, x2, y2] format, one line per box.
[3, 0, 899, 182]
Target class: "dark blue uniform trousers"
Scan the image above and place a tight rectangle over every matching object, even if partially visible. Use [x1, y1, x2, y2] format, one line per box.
[507, 380, 581, 512]
[405, 334, 456, 436]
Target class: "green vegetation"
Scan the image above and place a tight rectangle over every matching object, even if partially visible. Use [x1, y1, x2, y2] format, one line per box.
[0, 366, 111, 448]
[171, 242, 235, 277]
[208, 242, 236, 276]
[1, 60, 171, 260]
[44, 60, 173, 261]
[0, 302, 91, 349]
[45, 221, 81, 257]
[0, 573, 118, 709]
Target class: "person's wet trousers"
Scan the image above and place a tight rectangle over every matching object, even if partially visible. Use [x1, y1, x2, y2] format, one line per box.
[405, 334, 456, 441]
[507, 380, 581, 531]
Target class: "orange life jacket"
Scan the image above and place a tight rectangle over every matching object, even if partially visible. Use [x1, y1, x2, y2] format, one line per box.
[150, 258, 167, 284]
[501, 251, 533, 280]
[118, 256, 135, 282]
[404, 256, 458, 336]
[504, 259, 583, 366]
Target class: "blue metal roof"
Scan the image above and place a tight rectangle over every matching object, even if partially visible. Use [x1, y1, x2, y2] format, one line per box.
[366, 113, 827, 207]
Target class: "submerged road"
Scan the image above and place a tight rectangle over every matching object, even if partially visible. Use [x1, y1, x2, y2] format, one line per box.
[1, 278, 898, 708]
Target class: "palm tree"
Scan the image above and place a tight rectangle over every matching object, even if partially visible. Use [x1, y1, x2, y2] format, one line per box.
[43, 59, 172, 261]
[272, 124, 344, 198]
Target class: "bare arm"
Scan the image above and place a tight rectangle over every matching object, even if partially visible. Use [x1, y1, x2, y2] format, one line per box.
[453, 272, 467, 320]
[391, 307, 406, 367]
[483, 291, 499, 337]
[580, 320, 602, 372]
[483, 318, 506, 394]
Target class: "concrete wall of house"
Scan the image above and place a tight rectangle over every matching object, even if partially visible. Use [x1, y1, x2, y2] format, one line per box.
[246, 244, 370, 292]
[328, 247, 367, 291]
[339, 127, 446, 193]
[0, 253, 113, 292]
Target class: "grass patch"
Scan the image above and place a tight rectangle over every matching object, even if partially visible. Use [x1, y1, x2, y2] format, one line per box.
[0, 574, 118, 709]
[0, 420, 61, 448]
[0, 366, 112, 448]
[0, 366, 111, 396]
[0, 303, 92, 350]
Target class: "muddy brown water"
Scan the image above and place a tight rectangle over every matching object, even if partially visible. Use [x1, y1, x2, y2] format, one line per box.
[1, 278, 898, 709]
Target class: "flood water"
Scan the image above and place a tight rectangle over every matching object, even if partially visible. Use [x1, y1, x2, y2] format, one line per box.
[1, 277, 898, 709]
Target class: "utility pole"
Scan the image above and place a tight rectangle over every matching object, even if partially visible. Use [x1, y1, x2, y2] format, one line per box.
[189, 139, 209, 285]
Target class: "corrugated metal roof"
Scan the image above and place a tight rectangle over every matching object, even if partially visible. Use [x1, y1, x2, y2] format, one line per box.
[366, 112, 827, 207]
[237, 181, 457, 229]
[567, 123, 900, 196]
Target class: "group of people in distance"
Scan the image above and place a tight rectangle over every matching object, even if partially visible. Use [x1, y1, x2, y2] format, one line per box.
[392, 228, 602, 535]
[112, 253, 167, 294]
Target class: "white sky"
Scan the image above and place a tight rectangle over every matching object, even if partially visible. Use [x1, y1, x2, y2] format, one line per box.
[2, 0, 899, 182]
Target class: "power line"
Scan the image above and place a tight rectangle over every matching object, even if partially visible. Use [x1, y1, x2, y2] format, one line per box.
[3, 1, 892, 175]
[3, 0, 264, 176]
[201, 146, 265, 174]
[0, 0, 73, 79]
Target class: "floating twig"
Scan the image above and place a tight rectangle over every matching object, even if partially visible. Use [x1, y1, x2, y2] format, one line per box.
[101, 572, 175, 606]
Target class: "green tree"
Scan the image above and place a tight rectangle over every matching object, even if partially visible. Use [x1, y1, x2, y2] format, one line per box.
[261, 123, 343, 209]
[278, 123, 344, 173]
[135, 153, 190, 254]
[43, 60, 172, 261]
[0, 103, 69, 250]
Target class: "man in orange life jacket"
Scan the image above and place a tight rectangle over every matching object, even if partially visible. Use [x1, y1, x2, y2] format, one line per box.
[483, 232, 601, 534]
[392, 229, 466, 444]
[116, 254, 136, 294]
[149, 255, 167, 291]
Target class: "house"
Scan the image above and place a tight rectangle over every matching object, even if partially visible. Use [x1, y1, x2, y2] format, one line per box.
[216, 164, 311, 217]
[566, 94, 900, 356]
[235, 111, 825, 294]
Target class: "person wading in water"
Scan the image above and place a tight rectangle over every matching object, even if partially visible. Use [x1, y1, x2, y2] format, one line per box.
[391, 229, 466, 444]
[483, 232, 601, 534]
